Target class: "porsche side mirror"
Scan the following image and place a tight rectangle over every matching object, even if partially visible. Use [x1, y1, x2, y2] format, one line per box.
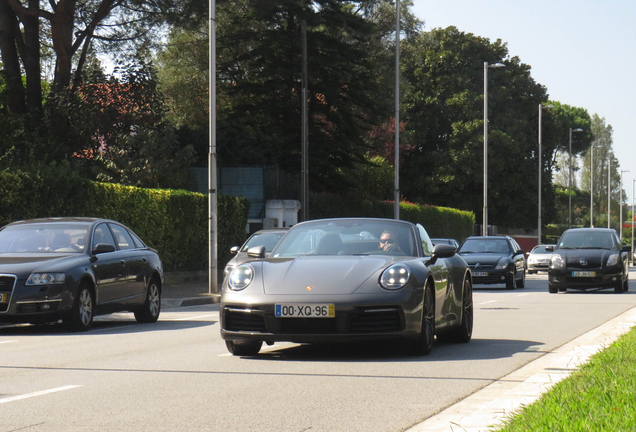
[230, 246, 239, 254]
[545, 245, 555, 252]
[247, 245, 266, 258]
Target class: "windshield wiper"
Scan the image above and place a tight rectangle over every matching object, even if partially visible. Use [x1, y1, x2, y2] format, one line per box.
[579, 247, 608, 250]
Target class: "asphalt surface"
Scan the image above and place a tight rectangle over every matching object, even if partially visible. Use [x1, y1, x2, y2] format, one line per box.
[173, 270, 636, 431]
[161, 272, 219, 308]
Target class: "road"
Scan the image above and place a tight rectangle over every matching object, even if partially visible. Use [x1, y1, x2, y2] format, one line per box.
[1, 272, 636, 432]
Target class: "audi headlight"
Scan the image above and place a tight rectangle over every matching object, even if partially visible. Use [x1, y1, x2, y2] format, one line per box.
[228, 264, 254, 290]
[606, 253, 620, 267]
[26, 273, 66, 285]
[551, 254, 565, 269]
[380, 263, 411, 290]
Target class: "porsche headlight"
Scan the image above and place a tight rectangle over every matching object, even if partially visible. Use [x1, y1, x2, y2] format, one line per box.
[606, 253, 620, 267]
[228, 264, 254, 290]
[26, 272, 66, 285]
[224, 264, 235, 275]
[380, 264, 411, 290]
[551, 254, 565, 269]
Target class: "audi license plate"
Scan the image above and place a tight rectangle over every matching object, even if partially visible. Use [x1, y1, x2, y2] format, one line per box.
[275, 304, 335, 318]
[572, 271, 596, 277]
[473, 272, 488, 277]
[0, 293, 6, 303]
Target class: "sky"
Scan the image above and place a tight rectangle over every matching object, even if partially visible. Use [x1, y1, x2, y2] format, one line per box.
[411, 0, 636, 198]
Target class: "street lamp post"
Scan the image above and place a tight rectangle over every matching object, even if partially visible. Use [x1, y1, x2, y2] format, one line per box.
[590, 146, 599, 228]
[632, 179, 635, 264]
[394, 0, 400, 220]
[620, 170, 630, 240]
[608, 158, 611, 228]
[538, 103, 554, 244]
[208, 0, 218, 294]
[568, 128, 583, 228]
[483, 61, 505, 236]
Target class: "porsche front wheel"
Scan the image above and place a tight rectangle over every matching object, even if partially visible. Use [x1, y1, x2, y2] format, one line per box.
[455, 277, 473, 343]
[411, 280, 435, 356]
[437, 276, 473, 344]
[226, 340, 262, 356]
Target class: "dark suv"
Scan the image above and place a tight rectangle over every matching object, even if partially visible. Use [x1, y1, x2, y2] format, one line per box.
[458, 236, 526, 289]
[546, 228, 630, 293]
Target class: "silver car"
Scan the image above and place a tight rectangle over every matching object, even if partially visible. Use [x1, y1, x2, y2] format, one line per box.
[224, 228, 289, 276]
[220, 218, 473, 356]
[526, 244, 554, 274]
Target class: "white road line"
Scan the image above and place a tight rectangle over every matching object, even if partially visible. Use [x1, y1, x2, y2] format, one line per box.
[0, 341, 16, 344]
[516, 293, 531, 297]
[170, 313, 218, 321]
[0, 385, 82, 405]
[478, 300, 498, 305]
[218, 343, 286, 357]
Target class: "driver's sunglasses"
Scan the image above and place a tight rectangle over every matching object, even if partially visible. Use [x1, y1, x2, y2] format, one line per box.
[380, 238, 395, 244]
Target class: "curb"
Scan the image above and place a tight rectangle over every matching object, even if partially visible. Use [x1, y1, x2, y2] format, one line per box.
[163, 294, 220, 309]
[407, 305, 636, 431]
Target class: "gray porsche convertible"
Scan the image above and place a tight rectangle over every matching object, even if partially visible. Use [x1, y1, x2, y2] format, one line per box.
[220, 218, 473, 356]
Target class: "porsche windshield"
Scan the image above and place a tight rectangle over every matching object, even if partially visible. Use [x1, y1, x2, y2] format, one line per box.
[270, 220, 417, 258]
[0, 223, 89, 253]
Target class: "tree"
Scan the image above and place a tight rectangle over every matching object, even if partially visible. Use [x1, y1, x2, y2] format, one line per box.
[579, 114, 622, 228]
[157, 0, 388, 194]
[0, 0, 192, 115]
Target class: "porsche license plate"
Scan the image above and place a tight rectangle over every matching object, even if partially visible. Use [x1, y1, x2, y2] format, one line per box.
[572, 271, 596, 277]
[275, 304, 335, 318]
[0, 293, 6, 303]
[473, 272, 488, 277]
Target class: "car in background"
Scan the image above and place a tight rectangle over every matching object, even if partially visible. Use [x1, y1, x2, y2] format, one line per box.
[0, 217, 164, 331]
[220, 218, 473, 356]
[431, 238, 460, 249]
[458, 236, 526, 289]
[546, 228, 630, 294]
[526, 244, 555, 274]
[224, 228, 289, 276]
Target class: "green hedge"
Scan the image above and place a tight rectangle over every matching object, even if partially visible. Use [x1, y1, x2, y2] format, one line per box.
[0, 167, 249, 272]
[309, 192, 475, 242]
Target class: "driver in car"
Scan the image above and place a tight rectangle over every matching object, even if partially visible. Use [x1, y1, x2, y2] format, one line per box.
[379, 230, 403, 253]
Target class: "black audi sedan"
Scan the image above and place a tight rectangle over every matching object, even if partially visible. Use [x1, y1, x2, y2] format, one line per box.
[0, 217, 164, 330]
[457, 236, 526, 289]
[546, 228, 630, 293]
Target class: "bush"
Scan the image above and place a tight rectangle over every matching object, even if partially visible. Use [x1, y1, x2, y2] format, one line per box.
[309, 192, 474, 242]
[0, 167, 250, 271]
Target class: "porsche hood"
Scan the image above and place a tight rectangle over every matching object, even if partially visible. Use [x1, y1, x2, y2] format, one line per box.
[259, 255, 396, 295]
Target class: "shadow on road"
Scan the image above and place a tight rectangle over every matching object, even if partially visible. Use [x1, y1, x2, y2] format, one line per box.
[0, 317, 215, 336]
[243, 337, 543, 363]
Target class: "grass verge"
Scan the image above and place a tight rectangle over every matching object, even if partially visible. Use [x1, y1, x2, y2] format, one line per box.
[493, 326, 636, 431]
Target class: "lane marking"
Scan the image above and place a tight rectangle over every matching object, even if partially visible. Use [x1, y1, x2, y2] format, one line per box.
[516, 293, 531, 297]
[0, 385, 82, 405]
[171, 313, 218, 321]
[218, 343, 286, 357]
[478, 300, 498, 305]
[0, 341, 16, 344]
